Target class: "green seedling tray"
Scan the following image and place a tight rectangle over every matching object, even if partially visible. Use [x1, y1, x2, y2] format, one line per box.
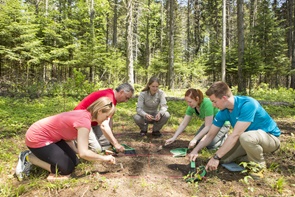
[170, 148, 188, 157]
[121, 144, 136, 155]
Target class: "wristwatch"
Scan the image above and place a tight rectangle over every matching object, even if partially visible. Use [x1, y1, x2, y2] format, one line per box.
[213, 154, 221, 160]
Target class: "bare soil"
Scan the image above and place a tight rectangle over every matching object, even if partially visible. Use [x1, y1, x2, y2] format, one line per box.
[17, 118, 295, 197]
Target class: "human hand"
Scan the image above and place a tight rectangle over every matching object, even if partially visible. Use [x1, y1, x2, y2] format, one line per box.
[103, 155, 116, 164]
[114, 143, 125, 153]
[154, 113, 161, 121]
[188, 150, 199, 162]
[188, 139, 197, 149]
[205, 157, 219, 171]
[165, 138, 175, 146]
[145, 114, 154, 121]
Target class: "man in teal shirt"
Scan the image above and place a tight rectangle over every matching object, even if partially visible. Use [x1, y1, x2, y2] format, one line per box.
[189, 81, 280, 179]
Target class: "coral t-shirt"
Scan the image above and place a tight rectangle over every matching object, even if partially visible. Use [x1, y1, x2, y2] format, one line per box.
[25, 110, 92, 148]
[74, 88, 117, 126]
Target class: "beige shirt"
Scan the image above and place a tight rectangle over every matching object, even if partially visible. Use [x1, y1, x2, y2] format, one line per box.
[136, 89, 168, 117]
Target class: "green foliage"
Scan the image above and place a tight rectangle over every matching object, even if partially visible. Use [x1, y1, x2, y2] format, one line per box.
[250, 83, 295, 103]
[62, 69, 102, 99]
[0, 96, 77, 138]
[271, 177, 285, 194]
[240, 161, 264, 174]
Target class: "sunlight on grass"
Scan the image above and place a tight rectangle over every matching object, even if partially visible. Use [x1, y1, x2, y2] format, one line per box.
[1, 87, 295, 196]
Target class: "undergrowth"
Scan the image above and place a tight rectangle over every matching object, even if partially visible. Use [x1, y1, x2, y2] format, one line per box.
[0, 87, 294, 196]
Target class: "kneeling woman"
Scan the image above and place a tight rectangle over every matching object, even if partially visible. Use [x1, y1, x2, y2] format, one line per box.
[165, 88, 230, 150]
[17, 97, 116, 181]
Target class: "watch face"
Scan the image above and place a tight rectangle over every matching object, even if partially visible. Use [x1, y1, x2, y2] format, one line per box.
[214, 154, 220, 160]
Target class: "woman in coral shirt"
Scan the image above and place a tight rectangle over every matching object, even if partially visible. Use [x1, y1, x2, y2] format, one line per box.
[16, 97, 116, 181]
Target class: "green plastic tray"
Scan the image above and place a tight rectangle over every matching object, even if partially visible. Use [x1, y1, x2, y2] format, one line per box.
[170, 148, 188, 157]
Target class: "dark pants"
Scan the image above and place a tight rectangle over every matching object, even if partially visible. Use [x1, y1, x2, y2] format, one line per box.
[28, 140, 79, 175]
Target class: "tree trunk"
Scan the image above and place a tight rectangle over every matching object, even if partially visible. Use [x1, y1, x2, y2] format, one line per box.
[168, 0, 175, 89]
[290, 0, 295, 88]
[89, 0, 95, 83]
[221, 0, 226, 82]
[113, 0, 118, 47]
[145, 0, 151, 78]
[126, 0, 134, 85]
[237, 0, 246, 93]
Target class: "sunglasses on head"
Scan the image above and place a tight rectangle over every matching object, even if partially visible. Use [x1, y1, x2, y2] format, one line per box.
[104, 102, 113, 107]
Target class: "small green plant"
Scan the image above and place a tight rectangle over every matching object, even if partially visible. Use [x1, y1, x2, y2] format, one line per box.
[240, 161, 264, 174]
[183, 166, 206, 183]
[271, 177, 285, 194]
[140, 177, 149, 187]
[239, 175, 254, 185]
[268, 162, 280, 172]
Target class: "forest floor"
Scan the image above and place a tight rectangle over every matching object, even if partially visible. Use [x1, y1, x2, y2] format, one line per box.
[13, 117, 295, 197]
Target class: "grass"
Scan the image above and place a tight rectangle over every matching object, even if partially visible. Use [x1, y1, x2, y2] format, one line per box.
[0, 89, 295, 196]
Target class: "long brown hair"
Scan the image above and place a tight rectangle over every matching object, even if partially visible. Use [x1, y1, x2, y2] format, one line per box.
[142, 76, 160, 92]
[185, 88, 204, 106]
[87, 97, 115, 120]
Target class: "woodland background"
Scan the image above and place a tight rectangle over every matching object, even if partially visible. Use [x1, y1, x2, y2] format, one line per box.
[1, 0, 295, 97]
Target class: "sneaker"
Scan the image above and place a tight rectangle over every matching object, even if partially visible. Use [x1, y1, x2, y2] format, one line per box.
[15, 150, 32, 181]
[140, 130, 147, 136]
[249, 169, 265, 180]
[152, 131, 162, 137]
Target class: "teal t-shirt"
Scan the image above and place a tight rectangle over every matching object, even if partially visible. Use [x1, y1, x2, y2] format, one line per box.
[185, 98, 219, 119]
[213, 96, 280, 137]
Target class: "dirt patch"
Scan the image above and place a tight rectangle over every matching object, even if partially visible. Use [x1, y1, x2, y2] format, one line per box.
[17, 119, 295, 197]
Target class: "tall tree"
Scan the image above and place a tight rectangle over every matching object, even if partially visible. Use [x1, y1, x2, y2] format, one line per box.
[145, 0, 151, 78]
[112, 0, 118, 47]
[237, 0, 246, 93]
[126, 0, 134, 85]
[221, 0, 226, 82]
[290, 0, 295, 88]
[167, 0, 175, 89]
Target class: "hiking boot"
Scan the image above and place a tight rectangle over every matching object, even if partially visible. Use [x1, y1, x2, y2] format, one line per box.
[152, 131, 162, 137]
[140, 130, 147, 136]
[15, 150, 32, 181]
[249, 169, 265, 180]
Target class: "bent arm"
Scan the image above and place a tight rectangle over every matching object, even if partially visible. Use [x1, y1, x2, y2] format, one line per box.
[100, 118, 124, 152]
[165, 115, 191, 145]
[100, 118, 119, 146]
[191, 124, 220, 155]
[76, 127, 115, 163]
[193, 115, 213, 142]
[214, 121, 250, 158]
[172, 115, 192, 139]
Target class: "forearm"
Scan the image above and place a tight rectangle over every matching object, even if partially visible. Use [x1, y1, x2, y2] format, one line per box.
[193, 126, 210, 142]
[172, 124, 186, 139]
[101, 126, 119, 146]
[66, 140, 78, 154]
[79, 149, 107, 162]
[214, 134, 239, 158]
[191, 125, 219, 153]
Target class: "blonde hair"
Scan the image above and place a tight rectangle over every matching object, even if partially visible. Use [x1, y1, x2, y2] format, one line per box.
[87, 97, 116, 120]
